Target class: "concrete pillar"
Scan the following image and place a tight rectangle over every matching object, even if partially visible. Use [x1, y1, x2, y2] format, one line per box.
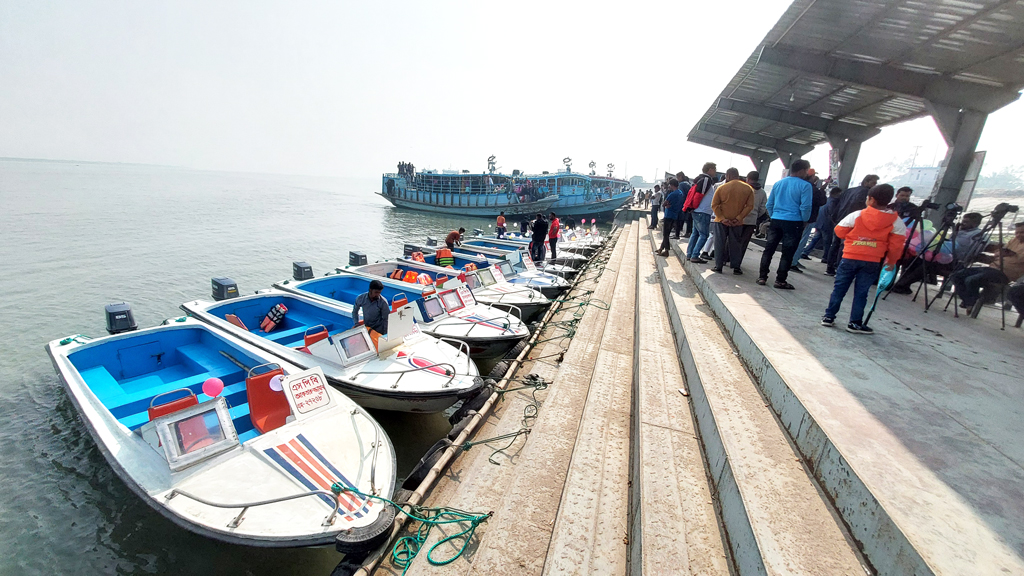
[827, 135, 862, 191]
[927, 104, 988, 221]
[748, 153, 773, 185]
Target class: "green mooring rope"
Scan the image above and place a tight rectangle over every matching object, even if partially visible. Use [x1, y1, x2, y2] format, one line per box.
[331, 484, 490, 575]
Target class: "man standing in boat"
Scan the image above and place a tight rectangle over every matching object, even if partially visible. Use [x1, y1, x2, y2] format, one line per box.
[548, 212, 560, 260]
[353, 280, 389, 336]
[445, 228, 465, 251]
[496, 212, 507, 239]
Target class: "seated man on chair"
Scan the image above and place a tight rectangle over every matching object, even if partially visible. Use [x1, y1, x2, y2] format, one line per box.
[949, 221, 1024, 311]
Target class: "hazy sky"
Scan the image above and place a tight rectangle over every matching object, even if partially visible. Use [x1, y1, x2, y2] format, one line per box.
[2, 1, 1022, 184]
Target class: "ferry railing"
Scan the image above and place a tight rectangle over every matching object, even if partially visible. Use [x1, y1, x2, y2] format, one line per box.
[165, 488, 345, 529]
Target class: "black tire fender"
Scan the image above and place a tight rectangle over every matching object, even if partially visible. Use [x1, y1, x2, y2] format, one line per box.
[401, 438, 453, 491]
[334, 500, 397, 554]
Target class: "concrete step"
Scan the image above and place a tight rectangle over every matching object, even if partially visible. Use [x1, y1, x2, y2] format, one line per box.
[540, 220, 640, 574]
[461, 222, 635, 576]
[676, 239, 1024, 576]
[650, 231, 867, 576]
[629, 225, 731, 575]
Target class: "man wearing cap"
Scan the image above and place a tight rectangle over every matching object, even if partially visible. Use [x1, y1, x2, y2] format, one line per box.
[353, 280, 390, 335]
[949, 221, 1024, 310]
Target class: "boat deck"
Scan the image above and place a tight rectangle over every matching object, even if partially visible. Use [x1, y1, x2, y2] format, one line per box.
[359, 213, 1024, 575]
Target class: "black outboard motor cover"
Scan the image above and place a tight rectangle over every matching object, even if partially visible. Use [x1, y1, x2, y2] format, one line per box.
[349, 251, 367, 266]
[425, 236, 438, 247]
[211, 277, 239, 301]
[403, 243, 425, 257]
[292, 261, 314, 281]
[105, 302, 138, 335]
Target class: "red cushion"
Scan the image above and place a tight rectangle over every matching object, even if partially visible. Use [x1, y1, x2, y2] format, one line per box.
[147, 394, 198, 421]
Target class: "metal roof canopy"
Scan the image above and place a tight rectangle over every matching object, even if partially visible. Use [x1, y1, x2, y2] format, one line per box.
[687, 0, 1024, 205]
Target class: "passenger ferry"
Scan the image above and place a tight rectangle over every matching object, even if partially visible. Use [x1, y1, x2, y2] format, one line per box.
[379, 158, 634, 220]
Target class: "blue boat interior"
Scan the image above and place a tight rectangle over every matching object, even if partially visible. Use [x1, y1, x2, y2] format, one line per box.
[293, 274, 422, 307]
[69, 327, 278, 443]
[463, 240, 523, 252]
[418, 252, 489, 271]
[205, 294, 356, 349]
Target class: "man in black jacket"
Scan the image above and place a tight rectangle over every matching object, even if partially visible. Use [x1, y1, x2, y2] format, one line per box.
[824, 174, 879, 275]
[790, 172, 828, 273]
[531, 213, 548, 263]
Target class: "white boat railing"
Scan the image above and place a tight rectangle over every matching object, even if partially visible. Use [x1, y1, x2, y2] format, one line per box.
[165, 487, 345, 529]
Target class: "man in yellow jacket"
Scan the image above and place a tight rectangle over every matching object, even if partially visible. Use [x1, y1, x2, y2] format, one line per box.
[710, 168, 755, 274]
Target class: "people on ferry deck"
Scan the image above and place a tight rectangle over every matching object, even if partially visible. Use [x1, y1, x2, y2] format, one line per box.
[353, 279, 389, 336]
[496, 211, 507, 239]
[446, 228, 465, 250]
[548, 212, 560, 260]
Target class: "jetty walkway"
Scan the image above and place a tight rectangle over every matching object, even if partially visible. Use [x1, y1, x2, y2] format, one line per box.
[355, 212, 1024, 576]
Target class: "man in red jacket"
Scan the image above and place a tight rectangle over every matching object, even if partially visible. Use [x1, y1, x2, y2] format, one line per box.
[548, 212, 560, 260]
[821, 184, 907, 334]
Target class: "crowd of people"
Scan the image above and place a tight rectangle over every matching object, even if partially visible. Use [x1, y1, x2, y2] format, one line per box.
[641, 160, 1024, 335]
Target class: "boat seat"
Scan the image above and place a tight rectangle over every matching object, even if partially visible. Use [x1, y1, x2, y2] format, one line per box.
[436, 274, 449, 286]
[262, 325, 311, 344]
[246, 366, 291, 434]
[147, 388, 198, 421]
[391, 294, 409, 312]
[118, 381, 248, 430]
[304, 326, 330, 347]
[176, 343, 237, 373]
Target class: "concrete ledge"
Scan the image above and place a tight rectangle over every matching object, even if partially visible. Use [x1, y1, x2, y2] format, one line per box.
[672, 237, 1024, 576]
[652, 233, 864, 576]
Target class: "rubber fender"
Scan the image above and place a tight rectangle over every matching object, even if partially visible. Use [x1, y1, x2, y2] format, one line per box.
[334, 500, 397, 554]
[447, 413, 475, 440]
[448, 382, 495, 426]
[401, 438, 453, 490]
[487, 360, 511, 380]
[503, 340, 529, 360]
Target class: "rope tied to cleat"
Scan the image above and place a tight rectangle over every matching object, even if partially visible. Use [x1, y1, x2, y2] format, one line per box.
[331, 484, 490, 575]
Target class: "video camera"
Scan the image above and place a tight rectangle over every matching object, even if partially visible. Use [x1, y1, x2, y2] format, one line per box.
[991, 202, 1019, 223]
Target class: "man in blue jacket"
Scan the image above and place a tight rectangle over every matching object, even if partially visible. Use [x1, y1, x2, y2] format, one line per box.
[657, 178, 684, 256]
[757, 160, 813, 289]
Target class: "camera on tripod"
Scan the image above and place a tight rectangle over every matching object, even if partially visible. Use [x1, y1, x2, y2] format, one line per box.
[921, 200, 942, 211]
[991, 202, 1019, 223]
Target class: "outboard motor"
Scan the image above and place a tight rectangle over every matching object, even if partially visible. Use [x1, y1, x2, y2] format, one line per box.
[292, 261, 313, 281]
[404, 243, 424, 257]
[104, 302, 138, 335]
[473, 228, 483, 236]
[349, 251, 367, 266]
[426, 236, 438, 247]
[211, 277, 239, 301]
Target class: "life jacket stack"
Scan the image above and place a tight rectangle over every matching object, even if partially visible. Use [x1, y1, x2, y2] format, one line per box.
[260, 303, 288, 333]
[463, 263, 477, 272]
[436, 248, 455, 268]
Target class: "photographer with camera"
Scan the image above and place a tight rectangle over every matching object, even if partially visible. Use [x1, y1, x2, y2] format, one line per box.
[949, 220, 1024, 312]
[890, 187, 918, 219]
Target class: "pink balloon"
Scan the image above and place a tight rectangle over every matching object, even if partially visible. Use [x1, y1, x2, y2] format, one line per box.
[269, 375, 284, 392]
[202, 377, 224, 397]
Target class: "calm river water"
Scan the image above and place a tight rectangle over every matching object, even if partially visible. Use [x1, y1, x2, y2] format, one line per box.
[0, 158, 523, 575]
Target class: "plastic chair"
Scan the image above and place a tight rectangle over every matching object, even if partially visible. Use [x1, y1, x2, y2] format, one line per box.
[246, 364, 291, 434]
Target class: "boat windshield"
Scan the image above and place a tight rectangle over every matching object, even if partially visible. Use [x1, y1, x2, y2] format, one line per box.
[476, 269, 496, 286]
[464, 274, 482, 290]
[497, 261, 515, 278]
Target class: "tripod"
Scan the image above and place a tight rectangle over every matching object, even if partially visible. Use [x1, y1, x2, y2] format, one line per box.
[885, 208, 958, 309]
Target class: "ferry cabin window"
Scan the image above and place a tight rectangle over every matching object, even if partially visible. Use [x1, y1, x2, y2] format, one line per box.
[423, 297, 445, 318]
[477, 269, 496, 286]
[440, 290, 464, 311]
[173, 411, 225, 455]
[341, 333, 372, 357]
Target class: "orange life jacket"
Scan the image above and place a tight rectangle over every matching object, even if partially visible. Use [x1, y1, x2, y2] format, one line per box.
[417, 273, 433, 285]
[403, 271, 419, 283]
[390, 269, 404, 280]
[464, 263, 477, 271]
[411, 252, 426, 263]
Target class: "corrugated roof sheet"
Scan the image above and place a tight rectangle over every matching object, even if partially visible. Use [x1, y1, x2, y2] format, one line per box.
[688, 0, 1024, 155]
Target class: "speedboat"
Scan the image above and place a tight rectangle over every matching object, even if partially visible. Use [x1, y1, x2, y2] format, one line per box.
[273, 270, 529, 360]
[352, 257, 550, 322]
[45, 317, 397, 549]
[440, 244, 572, 298]
[466, 235, 589, 267]
[181, 290, 483, 413]
[459, 238, 580, 279]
